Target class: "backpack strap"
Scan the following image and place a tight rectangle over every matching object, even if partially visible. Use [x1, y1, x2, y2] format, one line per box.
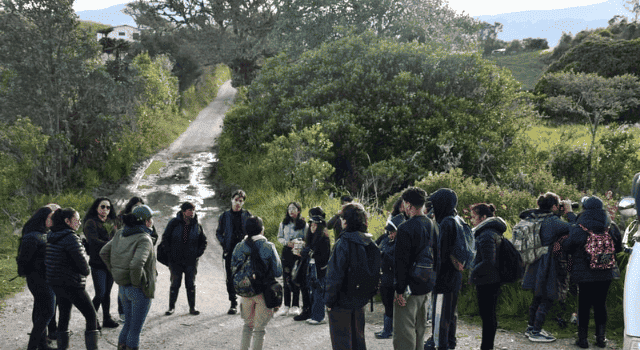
[578, 224, 610, 235]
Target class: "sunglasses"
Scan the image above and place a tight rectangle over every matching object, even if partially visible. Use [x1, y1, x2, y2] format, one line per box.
[100, 205, 111, 210]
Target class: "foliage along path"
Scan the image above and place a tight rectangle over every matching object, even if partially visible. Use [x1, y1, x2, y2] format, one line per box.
[0, 80, 616, 349]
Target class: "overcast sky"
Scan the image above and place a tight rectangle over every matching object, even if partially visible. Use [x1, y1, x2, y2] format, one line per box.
[73, 0, 612, 17]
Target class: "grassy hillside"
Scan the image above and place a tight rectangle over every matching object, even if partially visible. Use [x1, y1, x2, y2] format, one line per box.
[487, 50, 550, 91]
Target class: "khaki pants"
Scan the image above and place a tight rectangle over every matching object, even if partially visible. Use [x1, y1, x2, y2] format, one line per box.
[393, 293, 429, 350]
[240, 294, 274, 350]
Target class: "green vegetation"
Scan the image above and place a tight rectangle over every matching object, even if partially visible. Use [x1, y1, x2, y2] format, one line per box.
[144, 161, 167, 178]
[486, 50, 549, 91]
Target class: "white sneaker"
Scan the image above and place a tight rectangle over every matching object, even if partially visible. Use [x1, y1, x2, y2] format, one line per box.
[288, 306, 301, 316]
[306, 319, 326, 325]
[274, 306, 289, 317]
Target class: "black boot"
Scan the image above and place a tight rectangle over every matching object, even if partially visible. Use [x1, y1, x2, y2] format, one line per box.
[85, 330, 100, 350]
[37, 331, 56, 350]
[293, 308, 311, 321]
[27, 329, 53, 350]
[165, 288, 178, 315]
[101, 315, 119, 328]
[576, 325, 589, 349]
[596, 323, 607, 348]
[56, 331, 70, 350]
[187, 288, 199, 315]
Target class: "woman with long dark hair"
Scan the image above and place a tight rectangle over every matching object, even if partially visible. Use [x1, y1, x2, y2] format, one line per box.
[84, 197, 119, 329]
[301, 206, 331, 325]
[17, 204, 60, 350]
[275, 202, 307, 317]
[46, 208, 99, 350]
[101, 205, 158, 350]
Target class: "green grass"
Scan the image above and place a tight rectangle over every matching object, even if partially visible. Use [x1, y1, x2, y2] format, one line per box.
[143, 160, 167, 178]
[487, 50, 550, 91]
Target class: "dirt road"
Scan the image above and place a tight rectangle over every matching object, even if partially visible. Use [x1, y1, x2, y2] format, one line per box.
[0, 80, 617, 349]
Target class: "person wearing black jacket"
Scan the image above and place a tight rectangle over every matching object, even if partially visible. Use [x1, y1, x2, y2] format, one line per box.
[393, 187, 438, 350]
[161, 202, 208, 316]
[301, 206, 331, 324]
[563, 196, 622, 348]
[17, 204, 59, 350]
[46, 208, 99, 350]
[83, 197, 120, 329]
[469, 203, 507, 350]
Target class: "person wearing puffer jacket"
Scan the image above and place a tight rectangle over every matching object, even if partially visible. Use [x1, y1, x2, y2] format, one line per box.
[469, 203, 507, 350]
[100, 205, 158, 350]
[46, 208, 99, 350]
[231, 216, 283, 350]
[563, 196, 622, 348]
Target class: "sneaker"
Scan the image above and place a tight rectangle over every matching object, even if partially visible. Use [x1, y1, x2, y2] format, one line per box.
[288, 306, 301, 316]
[190, 308, 201, 315]
[165, 308, 175, 316]
[528, 330, 556, 343]
[274, 306, 289, 317]
[227, 306, 237, 315]
[306, 319, 326, 325]
[524, 326, 534, 337]
[102, 317, 120, 328]
[293, 310, 310, 321]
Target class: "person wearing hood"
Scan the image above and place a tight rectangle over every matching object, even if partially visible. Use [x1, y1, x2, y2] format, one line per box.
[161, 201, 208, 316]
[521, 192, 576, 343]
[45, 208, 99, 350]
[232, 216, 283, 350]
[563, 196, 622, 348]
[424, 188, 462, 350]
[469, 203, 507, 350]
[100, 205, 158, 350]
[325, 202, 379, 350]
[216, 190, 252, 315]
[83, 197, 120, 330]
[17, 204, 60, 350]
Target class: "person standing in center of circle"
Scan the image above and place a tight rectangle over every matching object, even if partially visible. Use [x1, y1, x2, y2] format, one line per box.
[162, 201, 207, 316]
[216, 190, 252, 315]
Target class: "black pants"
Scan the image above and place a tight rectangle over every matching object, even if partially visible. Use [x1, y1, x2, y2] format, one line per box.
[380, 285, 394, 318]
[282, 247, 300, 307]
[224, 253, 237, 305]
[528, 295, 553, 330]
[51, 286, 98, 332]
[578, 280, 611, 329]
[169, 262, 197, 308]
[328, 307, 366, 350]
[91, 267, 114, 320]
[26, 275, 56, 345]
[476, 283, 501, 350]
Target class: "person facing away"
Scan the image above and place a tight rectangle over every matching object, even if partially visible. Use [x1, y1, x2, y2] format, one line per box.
[216, 189, 252, 315]
[117, 196, 158, 245]
[393, 187, 438, 350]
[275, 201, 307, 318]
[161, 201, 208, 316]
[231, 216, 283, 350]
[327, 195, 354, 238]
[469, 203, 507, 350]
[563, 196, 622, 348]
[45, 208, 99, 350]
[424, 188, 462, 350]
[325, 202, 379, 350]
[17, 204, 60, 350]
[521, 191, 576, 343]
[100, 204, 159, 350]
[83, 197, 120, 330]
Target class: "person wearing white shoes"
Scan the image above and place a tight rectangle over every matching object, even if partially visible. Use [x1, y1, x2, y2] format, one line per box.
[275, 202, 307, 317]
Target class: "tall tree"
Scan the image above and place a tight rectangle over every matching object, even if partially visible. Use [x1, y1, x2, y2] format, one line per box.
[625, 0, 640, 22]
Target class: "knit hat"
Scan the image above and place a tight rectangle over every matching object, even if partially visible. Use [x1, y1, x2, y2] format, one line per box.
[132, 205, 159, 221]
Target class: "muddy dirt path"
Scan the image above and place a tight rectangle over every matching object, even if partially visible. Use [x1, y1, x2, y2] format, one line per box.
[0, 80, 617, 349]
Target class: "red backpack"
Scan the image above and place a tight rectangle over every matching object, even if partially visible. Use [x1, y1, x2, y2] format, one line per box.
[579, 224, 616, 270]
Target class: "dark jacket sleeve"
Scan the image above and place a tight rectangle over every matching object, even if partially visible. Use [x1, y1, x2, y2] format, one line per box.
[470, 231, 499, 285]
[197, 224, 207, 257]
[17, 234, 37, 276]
[324, 239, 348, 309]
[434, 218, 462, 293]
[69, 234, 91, 277]
[161, 218, 178, 251]
[215, 212, 226, 247]
[394, 223, 412, 295]
[84, 219, 107, 246]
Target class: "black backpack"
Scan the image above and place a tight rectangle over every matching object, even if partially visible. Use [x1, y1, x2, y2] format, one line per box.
[343, 239, 381, 300]
[498, 235, 525, 283]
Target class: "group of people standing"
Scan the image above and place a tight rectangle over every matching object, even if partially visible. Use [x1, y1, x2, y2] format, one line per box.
[17, 196, 208, 350]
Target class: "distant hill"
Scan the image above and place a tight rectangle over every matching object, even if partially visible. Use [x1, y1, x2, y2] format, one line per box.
[477, 0, 628, 47]
[76, 4, 135, 27]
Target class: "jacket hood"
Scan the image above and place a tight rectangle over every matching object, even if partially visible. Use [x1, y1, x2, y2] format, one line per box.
[47, 228, 75, 244]
[429, 188, 458, 223]
[577, 196, 611, 232]
[122, 225, 152, 237]
[472, 217, 507, 237]
[340, 231, 374, 246]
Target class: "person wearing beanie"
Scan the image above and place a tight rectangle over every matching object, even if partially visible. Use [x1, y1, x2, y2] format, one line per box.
[563, 196, 622, 348]
[301, 206, 331, 324]
[101, 204, 159, 350]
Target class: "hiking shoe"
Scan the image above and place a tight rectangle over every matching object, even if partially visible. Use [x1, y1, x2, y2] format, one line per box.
[306, 319, 326, 325]
[528, 330, 556, 342]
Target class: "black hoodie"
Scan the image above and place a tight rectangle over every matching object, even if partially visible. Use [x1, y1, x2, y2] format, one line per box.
[429, 188, 462, 293]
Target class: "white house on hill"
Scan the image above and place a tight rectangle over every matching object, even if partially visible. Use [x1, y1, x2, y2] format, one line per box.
[97, 25, 141, 42]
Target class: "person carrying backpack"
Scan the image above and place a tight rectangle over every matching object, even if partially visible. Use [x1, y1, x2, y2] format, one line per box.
[393, 187, 438, 350]
[520, 192, 577, 343]
[469, 203, 507, 350]
[563, 196, 622, 348]
[325, 202, 380, 350]
[231, 216, 283, 350]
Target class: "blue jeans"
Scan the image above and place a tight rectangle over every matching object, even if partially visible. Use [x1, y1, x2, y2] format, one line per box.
[119, 285, 152, 348]
[308, 275, 325, 321]
[91, 267, 114, 318]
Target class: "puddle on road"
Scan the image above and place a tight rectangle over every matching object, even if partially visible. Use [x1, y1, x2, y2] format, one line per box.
[124, 152, 221, 220]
